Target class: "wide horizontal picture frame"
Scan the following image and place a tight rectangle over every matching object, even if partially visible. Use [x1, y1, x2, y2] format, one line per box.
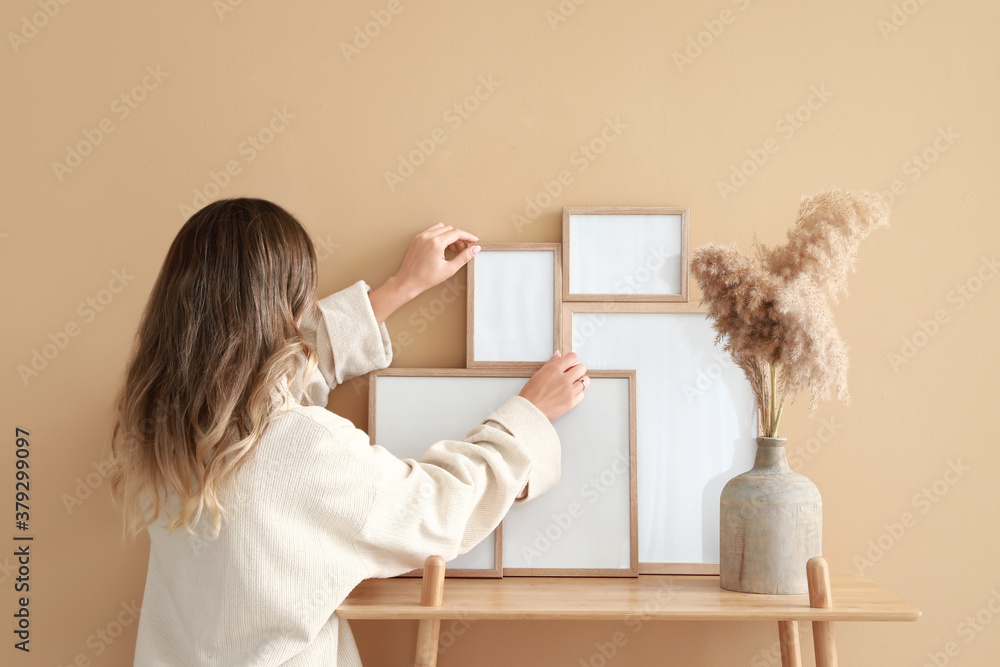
[466, 242, 562, 367]
[368, 366, 639, 578]
[563, 206, 690, 302]
[562, 301, 759, 576]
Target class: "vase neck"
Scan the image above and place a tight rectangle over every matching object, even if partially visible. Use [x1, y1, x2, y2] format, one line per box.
[754, 437, 789, 470]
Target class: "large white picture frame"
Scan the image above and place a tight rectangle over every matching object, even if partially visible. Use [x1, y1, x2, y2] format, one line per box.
[368, 366, 638, 577]
[562, 302, 758, 574]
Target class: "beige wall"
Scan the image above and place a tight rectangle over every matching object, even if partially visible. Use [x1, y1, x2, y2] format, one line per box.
[3, 0, 997, 664]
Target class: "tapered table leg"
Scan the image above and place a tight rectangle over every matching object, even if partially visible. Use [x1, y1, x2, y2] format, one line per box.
[415, 556, 446, 667]
[807, 557, 838, 667]
[778, 620, 802, 667]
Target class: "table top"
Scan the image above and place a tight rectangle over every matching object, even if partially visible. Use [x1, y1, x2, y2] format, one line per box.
[337, 573, 921, 622]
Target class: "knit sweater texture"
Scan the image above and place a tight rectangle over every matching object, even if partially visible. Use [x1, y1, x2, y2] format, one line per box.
[133, 279, 562, 665]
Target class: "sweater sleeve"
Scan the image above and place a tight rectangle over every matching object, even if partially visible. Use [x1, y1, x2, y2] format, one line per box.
[353, 395, 561, 579]
[293, 279, 393, 407]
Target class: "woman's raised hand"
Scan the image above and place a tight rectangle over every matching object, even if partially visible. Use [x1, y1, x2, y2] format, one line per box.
[393, 223, 480, 298]
[367, 223, 480, 325]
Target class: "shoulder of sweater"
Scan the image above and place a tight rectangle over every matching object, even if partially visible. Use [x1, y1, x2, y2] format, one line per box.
[270, 403, 370, 449]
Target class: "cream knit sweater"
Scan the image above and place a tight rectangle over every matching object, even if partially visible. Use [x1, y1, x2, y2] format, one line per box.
[132, 279, 561, 666]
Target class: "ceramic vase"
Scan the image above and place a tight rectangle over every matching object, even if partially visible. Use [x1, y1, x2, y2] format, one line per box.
[719, 436, 822, 594]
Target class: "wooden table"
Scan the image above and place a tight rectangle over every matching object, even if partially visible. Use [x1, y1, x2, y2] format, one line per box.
[338, 557, 920, 666]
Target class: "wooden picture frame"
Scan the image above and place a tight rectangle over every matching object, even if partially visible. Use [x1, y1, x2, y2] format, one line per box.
[562, 301, 758, 575]
[502, 368, 638, 577]
[368, 368, 510, 578]
[466, 243, 562, 367]
[562, 206, 690, 302]
[368, 366, 638, 578]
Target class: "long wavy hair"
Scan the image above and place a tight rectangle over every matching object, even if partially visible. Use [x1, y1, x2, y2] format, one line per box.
[108, 198, 320, 541]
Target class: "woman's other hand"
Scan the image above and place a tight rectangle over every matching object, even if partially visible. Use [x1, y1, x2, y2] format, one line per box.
[518, 351, 589, 421]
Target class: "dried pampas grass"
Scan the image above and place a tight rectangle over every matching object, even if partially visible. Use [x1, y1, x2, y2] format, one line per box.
[691, 190, 889, 437]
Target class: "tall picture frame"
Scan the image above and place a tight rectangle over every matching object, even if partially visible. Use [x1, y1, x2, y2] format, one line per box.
[562, 301, 758, 574]
[466, 242, 562, 367]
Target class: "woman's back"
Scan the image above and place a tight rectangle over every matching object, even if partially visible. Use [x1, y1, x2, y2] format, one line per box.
[135, 403, 374, 665]
[113, 200, 576, 666]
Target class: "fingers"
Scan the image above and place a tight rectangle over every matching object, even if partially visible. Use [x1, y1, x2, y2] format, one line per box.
[435, 227, 480, 247]
[447, 242, 480, 268]
[541, 350, 564, 371]
[420, 222, 446, 234]
[565, 362, 587, 384]
[553, 350, 580, 370]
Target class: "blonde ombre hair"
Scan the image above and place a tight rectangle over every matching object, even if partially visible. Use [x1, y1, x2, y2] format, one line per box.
[108, 198, 320, 541]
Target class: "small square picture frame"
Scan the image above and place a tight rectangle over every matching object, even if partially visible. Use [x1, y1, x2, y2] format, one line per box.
[563, 206, 690, 302]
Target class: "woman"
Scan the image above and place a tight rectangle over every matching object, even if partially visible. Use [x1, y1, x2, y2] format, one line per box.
[108, 198, 589, 666]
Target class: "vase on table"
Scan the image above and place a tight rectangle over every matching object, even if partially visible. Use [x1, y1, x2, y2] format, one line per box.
[719, 436, 822, 594]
